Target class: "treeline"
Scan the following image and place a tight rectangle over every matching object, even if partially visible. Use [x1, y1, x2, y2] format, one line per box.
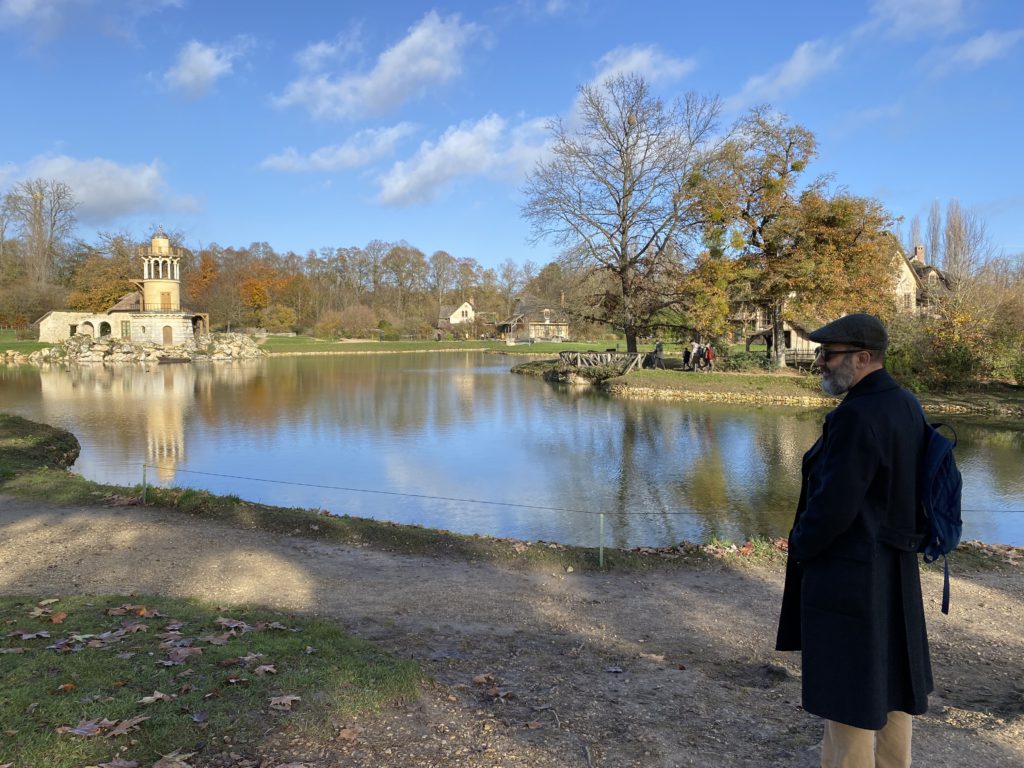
[0, 183, 586, 339]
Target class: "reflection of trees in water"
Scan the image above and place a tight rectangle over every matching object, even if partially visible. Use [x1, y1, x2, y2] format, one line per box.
[943, 419, 1024, 503]
[532, 392, 823, 546]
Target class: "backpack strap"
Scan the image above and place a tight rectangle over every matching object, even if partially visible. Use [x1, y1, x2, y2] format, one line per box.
[941, 555, 951, 615]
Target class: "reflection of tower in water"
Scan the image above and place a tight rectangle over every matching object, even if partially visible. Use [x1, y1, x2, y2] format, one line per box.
[39, 364, 195, 484]
[147, 367, 187, 483]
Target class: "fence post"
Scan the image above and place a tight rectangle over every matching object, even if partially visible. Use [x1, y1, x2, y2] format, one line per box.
[141, 464, 147, 505]
[599, 511, 605, 569]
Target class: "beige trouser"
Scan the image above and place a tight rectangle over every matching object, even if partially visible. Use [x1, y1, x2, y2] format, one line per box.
[821, 711, 913, 768]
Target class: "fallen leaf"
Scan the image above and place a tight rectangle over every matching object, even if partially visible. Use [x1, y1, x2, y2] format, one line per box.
[138, 691, 176, 705]
[8, 629, 49, 640]
[254, 621, 288, 631]
[152, 750, 195, 768]
[214, 617, 249, 631]
[336, 724, 363, 743]
[190, 711, 208, 724]
[97, 758, 139, 767]
[739, 541, 754, 556]
[525, 720, 543, 729]
[57, 718, 108, 737]
[166, 647, 203, 663]
[253, 664, 277, 676]
[201, 632, 234, 646]
[269, 694, 301, 711]
[0, 647, 28, 654]
[106, 714, 149, 737]
[472, 674, 497, 686]
[50, 611, 68, 624]
[56, 682, 76, 694]
[39, 598, 60, 606]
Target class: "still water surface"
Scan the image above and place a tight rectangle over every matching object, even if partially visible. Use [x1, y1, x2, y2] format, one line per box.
[2, 353, 1022, 547]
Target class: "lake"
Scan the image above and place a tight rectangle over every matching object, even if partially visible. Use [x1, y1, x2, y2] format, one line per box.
[1, 352, 1022, 547]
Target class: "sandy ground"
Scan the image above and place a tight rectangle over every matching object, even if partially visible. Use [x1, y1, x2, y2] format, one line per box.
[1, 493, 1022, 767]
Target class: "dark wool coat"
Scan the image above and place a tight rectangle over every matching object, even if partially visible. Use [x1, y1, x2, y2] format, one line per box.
[776, 368, 934, 730]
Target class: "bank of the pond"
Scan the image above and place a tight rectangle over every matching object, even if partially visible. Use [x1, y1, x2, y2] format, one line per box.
[512, 359, 1024, 416]
[2, 414, 1023, 768]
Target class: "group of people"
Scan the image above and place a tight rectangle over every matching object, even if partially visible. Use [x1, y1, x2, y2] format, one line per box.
[682, 340, 716, 371]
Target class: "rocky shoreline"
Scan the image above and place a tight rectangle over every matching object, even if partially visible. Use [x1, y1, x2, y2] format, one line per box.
[2, 332, 266, 366]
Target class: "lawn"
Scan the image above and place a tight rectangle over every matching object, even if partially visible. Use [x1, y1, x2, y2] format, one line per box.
[0, 328, 51, 355]
[0, 595, 421, 768]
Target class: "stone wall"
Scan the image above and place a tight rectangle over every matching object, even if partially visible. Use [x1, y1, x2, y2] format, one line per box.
[3, 333, 266, 366]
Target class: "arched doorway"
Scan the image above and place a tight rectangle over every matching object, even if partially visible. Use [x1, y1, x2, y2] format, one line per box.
[162, 326, 173, 345]
[99, 321, 112, 336]
[79, 321, 95, 337]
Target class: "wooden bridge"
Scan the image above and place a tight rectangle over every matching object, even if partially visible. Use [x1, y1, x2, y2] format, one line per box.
[559, 350, 646, 373]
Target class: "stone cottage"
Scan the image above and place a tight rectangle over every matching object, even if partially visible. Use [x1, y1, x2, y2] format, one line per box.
[37, 228, 209, 345]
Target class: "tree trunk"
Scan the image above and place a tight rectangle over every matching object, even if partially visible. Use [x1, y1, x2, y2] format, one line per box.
[770, 306, 787, 369]
[625, 327, 638, 354]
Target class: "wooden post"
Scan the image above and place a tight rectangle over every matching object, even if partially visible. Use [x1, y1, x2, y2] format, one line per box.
[141, 463, 148, 505]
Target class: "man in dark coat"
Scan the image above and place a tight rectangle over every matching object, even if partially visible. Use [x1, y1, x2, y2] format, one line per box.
[776, 313, 932, 767]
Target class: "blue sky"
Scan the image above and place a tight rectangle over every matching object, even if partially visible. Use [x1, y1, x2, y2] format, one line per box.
[1, 0, 1021, 269]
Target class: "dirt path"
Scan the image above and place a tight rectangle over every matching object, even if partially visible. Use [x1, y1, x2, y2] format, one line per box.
[2, 494, 1022, 767]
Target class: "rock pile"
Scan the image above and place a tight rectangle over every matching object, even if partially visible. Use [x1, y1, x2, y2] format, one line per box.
[3, 333, 267, 366]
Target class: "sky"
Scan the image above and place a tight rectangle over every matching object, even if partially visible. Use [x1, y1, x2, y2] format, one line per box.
[1, 0, 1022, 270]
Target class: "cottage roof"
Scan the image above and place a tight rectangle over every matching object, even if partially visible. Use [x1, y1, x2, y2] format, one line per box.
[107, 292, 142, 313]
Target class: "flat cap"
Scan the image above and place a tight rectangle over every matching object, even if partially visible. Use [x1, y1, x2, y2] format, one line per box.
[808, 313, 888, 351]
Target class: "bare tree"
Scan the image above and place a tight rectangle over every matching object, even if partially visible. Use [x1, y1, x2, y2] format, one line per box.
[943, 199, 993, 286]
[904, 214, 922, 257]
[927, 199, 942, 266]
[496, 258, 522, 319]
[522, 73, 720, 352]
[426, 250, 457, 318]
[5, 178, 78, 285]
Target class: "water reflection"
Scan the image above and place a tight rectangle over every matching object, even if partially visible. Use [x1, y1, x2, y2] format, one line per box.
[1, 355, 1021, 546]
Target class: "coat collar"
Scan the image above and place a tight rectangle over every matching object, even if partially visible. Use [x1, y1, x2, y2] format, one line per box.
[841, 367, 899, 402]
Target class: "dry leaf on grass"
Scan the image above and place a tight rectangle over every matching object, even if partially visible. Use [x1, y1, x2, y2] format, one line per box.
[269, 694, 301, 711]
[337, 724, 364, 743]
[152, 750, 194, 768]
[138, 691, 176, 705]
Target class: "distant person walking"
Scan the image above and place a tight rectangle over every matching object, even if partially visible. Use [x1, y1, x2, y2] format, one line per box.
[705, 343, 716, 371]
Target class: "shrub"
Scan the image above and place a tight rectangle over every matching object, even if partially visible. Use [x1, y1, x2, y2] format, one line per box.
[718, 350, 771, 372]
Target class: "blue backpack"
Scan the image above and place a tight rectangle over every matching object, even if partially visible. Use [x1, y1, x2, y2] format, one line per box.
[918, 421, 964, 614]
[880, 418, 963, 614]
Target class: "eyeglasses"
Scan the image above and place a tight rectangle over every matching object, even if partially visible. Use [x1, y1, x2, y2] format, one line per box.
[814, 347, 866, 362]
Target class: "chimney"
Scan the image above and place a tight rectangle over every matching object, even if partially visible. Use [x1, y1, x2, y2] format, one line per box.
[913, 245, 925, 264]
[560, 291, 565, 307]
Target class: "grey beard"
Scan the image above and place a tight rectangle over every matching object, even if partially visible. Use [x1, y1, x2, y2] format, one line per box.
[820, 363, 855, 396]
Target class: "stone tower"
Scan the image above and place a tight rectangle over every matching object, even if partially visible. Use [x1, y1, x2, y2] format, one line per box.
[139, 227, 183, 311]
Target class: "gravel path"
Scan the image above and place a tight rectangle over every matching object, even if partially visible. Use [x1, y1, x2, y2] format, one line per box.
[2, 493, 1021, 767]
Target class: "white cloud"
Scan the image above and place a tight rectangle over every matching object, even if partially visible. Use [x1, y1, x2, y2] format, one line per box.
[261, 123, 417, 172]
[869, 0, 963, 37]
[377, 115, 509, 205]
[274, 11, 480, 120]
[946, 28, 1024, 68]
[164, 37, 251, 99]
[295, 27, 362, 72]
[724, 40, 843, 112]
[0, 0, 61, 26]
[592, 45, 696, 86]
[0, 0, 183, 39]
[17, 154, 195, 222]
